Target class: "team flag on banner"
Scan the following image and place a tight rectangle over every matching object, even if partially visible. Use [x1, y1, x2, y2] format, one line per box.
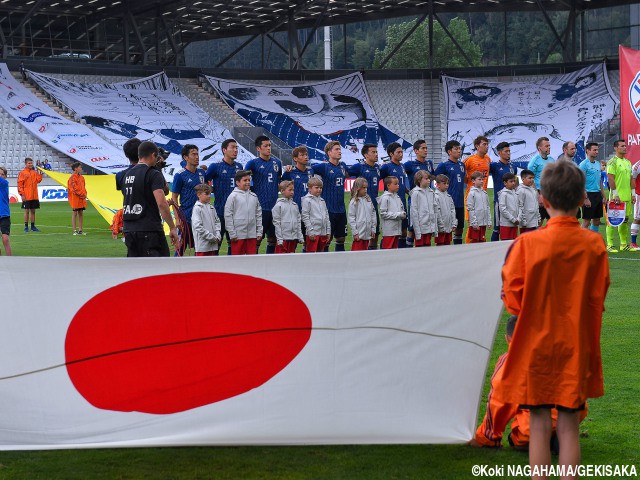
[0, 243, 509, 450]
[42, 169, 123, 226]
[619, 45, 640, 163]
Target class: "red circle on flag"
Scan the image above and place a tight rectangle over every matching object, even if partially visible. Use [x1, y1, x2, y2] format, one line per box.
[65, 272, 312, 414]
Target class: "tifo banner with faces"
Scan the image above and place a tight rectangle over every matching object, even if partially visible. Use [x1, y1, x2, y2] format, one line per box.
[443, 63, 618, 164]
[0, 242, 509, 450]
[204, 73, 413, 165]
[26, 71, 254, 178]
[0, 63, 125, 173]
[619, 46, 640, 163]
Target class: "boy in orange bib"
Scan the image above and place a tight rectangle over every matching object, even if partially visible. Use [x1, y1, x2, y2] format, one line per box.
[495, 161, 609, 478]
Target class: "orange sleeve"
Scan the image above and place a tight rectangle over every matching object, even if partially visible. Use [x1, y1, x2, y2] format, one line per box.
[501, 238, 524, 315]
[111, 209, 123, 235]
[17, 171, 25, 197]
[475, 353, 519, 447]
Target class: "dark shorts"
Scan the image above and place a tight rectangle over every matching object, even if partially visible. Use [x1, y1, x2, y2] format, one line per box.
[125, 231, 170, 257]
[72, 207, 86, 212]
[521, 403, 586, 413]
[0, 216, 10, 235]
[262, 210, 276, 239]
[22, 200, 40, 210]
[455, 207, 465, 230]
[582, 191, 604, 220]
[329, 212, 348, 239]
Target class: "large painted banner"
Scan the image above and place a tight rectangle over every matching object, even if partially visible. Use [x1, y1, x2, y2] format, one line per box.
[443, 63, 618, 164]
[0, 64, 126, 173]
[204, 73, 413, 164]
[619, 46, 640, 163]
[0, 242, 509, 449]
[26, 71, 254, 176]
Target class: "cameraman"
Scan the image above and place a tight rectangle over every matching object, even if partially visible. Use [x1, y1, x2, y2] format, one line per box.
[122, 141, 179, 257]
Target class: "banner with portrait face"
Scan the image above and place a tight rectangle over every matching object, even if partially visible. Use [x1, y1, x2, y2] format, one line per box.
[204, 73, 413, 165]
[443, 63, 618, 164]
[26, 71, 254, 177]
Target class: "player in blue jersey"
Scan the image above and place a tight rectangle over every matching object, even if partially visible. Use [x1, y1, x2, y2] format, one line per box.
[380, 142, 410, 248]
[205, 138, 243, 255]
[282, 145, 314, 211]
[404, 139, 435, 247]
[245, 135, 283, 254]
[312, 141, 348, 251]
[347, 144, 381, 249]
[171, 144, 206, 256]
[488, 142, 529, 241]
[527, 136, 555, 224]
[434, 140, 466, 244]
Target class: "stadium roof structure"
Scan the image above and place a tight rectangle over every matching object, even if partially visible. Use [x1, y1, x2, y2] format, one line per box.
[0, 0, 636, 66]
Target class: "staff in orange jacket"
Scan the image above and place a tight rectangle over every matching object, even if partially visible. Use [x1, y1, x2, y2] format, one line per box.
[17, 157, 43, 232]
[67, 162, 88, 235]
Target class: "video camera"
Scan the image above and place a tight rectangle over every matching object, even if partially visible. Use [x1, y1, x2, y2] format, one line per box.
[155, 147, 170, 171]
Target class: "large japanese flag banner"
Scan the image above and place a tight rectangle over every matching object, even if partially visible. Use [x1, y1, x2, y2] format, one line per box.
[619, 46, 640, 163]
[26, 70, 254, 178]
[0, 64, 125, 173]
[204, 73, 413, 165]
[443, 63, 618, 164]
[0, 242, 509, 450]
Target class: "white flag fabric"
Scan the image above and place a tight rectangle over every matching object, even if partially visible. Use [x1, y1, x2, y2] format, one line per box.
[0, 243, 509, 450]
[204, 73, 413, 165]
[0, 63, 125, 173]
[443, 63, 618, 163]
[26, 71, 254, 176]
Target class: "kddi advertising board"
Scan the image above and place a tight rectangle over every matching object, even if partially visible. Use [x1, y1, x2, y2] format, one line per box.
[8, 185, 68, 202]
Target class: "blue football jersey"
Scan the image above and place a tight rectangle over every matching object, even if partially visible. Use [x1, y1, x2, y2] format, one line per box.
[380, 161, 410, 208]
[312, 161, 348, 214]
[404, 159, 435, 189]
[171, 168, 206, 223]
[205, 160, 243, 218]
[347, 162, 381, 208]
[434, 160, 466, 208]
[245, 157, 283, 210]
[282, 166, 314, 210]
[489, 160, 528, 199]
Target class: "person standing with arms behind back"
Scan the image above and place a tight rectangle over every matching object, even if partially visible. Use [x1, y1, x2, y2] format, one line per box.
[67, 162, 87, 235]
[527, 137, 555, 225]
[17, 157, 43, 233]
[122, 141, 179, 257]
[606, 139, 636, 252]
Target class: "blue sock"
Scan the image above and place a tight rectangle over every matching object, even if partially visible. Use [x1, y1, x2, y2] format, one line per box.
[590, 225, 600, 233]
[227, 245, 232, 256]
[406, 237, 414, 247]
[491, 230, 500, 242]
[266, 244, 275, 254]
[368, 244, 377, 250]
[453, 236, 463, 245]
[398, 238, 407, 248]
[335, 243, 345, 252]
[632, 234, 638, 244]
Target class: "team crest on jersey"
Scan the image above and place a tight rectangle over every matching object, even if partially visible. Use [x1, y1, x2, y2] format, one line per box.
[341, 167, 346, 176]
[273, 163, 279, 173]
[629, 71, 640, 123]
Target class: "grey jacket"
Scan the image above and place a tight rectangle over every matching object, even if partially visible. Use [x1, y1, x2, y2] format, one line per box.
[410, 186, 437, 239]
[434, 189, 457, 233]
[191, 200, 222, 252]
[467, 186, 491, 227]
[348, 197, 377, 240]
[301, 193, 330, 236]
[224, 188, 263, 240]
[378, 191, 405, 237]
[517, 184, 540, 228]
[498, 188, 519, 227]
[272, 197, 304, 243]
